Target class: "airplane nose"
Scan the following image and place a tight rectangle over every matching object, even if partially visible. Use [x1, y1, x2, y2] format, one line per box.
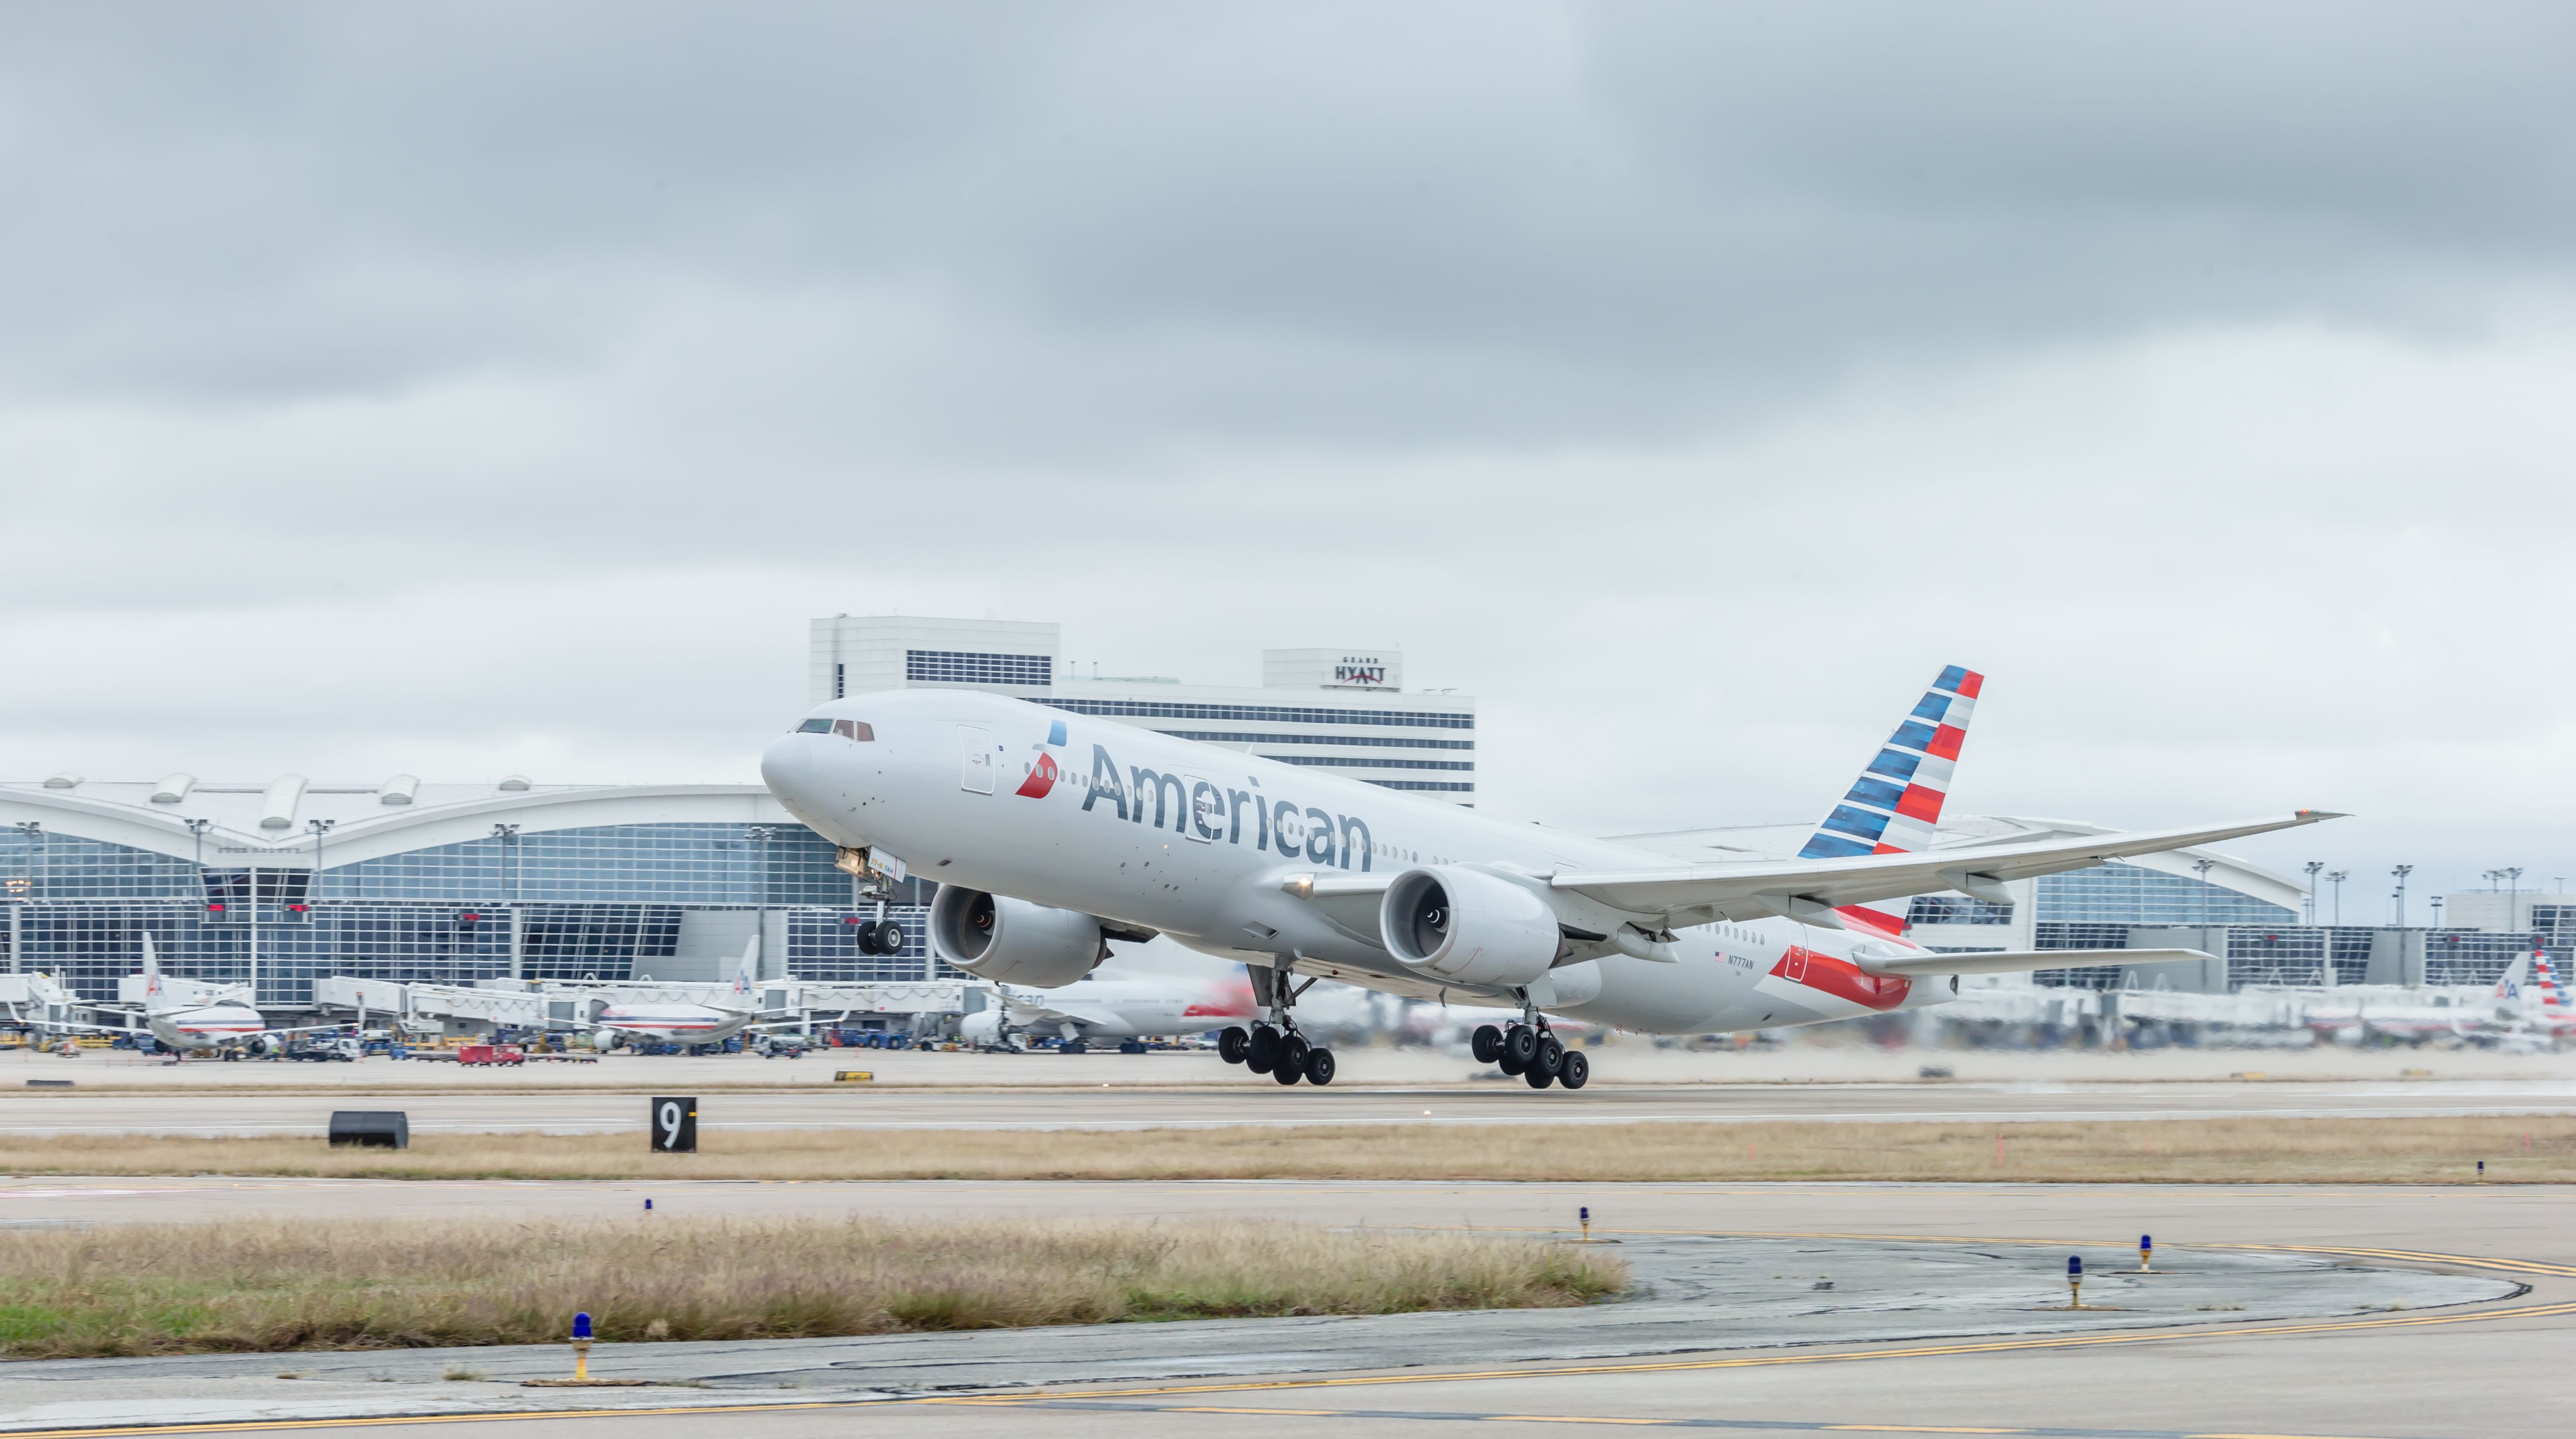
[759, 732, 812, 800]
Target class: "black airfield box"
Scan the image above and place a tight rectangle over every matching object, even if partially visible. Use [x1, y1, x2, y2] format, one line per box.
[328, 1110, 409, 1148]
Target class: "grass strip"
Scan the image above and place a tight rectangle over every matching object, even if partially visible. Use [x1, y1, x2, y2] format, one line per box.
[0, 1215, 1624, 1357]
[6, 1115, 2574, 1182]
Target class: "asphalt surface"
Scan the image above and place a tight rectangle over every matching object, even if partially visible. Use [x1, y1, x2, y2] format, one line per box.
[8, 1078, 2576, 1134]
[3, 1179, 2569, 1438]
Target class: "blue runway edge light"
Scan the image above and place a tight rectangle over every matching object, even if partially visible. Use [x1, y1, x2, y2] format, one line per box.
[572, 1311, 594, 1340]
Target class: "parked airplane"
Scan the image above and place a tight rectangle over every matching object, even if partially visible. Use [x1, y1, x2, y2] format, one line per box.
[960, 968, 1254, 1051]
[50, 938, 345, 1057]
[587, 939, 790, 1049]
[760, 666, 2339, 1090]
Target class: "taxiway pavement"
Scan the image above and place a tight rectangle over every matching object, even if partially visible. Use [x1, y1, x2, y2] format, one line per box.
[6, 1076, 2576, 1135]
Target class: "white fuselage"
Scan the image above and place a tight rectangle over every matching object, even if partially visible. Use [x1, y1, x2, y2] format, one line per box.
[596, 1004, 753, 1046]
[147, 1003, 269, 1052]
[967, 972, 1255, 1043]
[760, 691, 1962, 1036]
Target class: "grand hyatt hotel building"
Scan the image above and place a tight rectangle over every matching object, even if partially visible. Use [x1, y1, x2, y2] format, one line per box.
[810, 615, 1479, 803]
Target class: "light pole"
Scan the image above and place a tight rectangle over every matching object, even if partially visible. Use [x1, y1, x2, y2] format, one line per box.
[2391, 865, 2414, 927]
[306, 819, 335, 900]
[2504, 867, 2524, 934]
[748, 826, 776, 982]
[2303, 862, 2324, 924]
[2327, 871, 2348, 926]
[2192, 859, 2218, 929]
[13, 822, 41, 900]
[490, 824, 521, 903]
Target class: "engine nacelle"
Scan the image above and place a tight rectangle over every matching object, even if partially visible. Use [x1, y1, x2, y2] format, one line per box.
[1380, 865, 1562, 989]
[246, 1033, 282, 1057]
[929, 887, 1107, 988]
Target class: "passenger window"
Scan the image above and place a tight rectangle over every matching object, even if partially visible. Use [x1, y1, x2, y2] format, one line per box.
[798, 718, 833, 733]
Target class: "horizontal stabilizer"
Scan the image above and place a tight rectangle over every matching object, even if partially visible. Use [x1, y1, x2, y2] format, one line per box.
[1860, 948, 2211, 977]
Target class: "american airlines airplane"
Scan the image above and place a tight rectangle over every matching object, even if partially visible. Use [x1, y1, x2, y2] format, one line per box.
[960, 969, 1254, 1051]
[586, 939, 786, 1049]
[760, 666, 2339, 1090]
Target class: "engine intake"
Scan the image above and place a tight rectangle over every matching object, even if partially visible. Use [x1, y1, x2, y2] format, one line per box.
[1379, 865, 1561, 989]
[929, 887, 1109, 988]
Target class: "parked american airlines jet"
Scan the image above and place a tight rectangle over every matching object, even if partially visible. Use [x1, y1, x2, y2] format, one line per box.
[760, 667, 2339, 1090]
[960, 969, 1254, 1051]
[587, 939, 785, 1049]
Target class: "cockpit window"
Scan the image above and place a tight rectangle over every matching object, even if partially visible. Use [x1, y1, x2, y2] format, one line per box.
[833, 719, 875, 741]
[797, 718, 833, 733]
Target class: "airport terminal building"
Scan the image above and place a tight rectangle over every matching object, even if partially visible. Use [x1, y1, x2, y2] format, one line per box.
[0, 776, 925, 1007]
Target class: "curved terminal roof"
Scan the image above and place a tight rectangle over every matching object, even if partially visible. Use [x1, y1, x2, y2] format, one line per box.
[0, 778, 796, 871]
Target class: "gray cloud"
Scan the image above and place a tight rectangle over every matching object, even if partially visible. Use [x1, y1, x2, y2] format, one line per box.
[2, 2, 2572, 901]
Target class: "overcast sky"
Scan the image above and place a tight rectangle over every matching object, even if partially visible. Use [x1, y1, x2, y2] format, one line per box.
[5, 2, 2573, 914]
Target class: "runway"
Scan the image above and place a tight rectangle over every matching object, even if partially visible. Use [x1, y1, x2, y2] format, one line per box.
[7, 1077, 2576, 1136]
[5, 1178, 2569, 1437]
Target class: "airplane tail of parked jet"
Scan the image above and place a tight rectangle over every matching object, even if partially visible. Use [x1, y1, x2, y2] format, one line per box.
[730, 934, 760, 1001]
[1796, 665, 1982, 940]
[139, 934, 167, 1010]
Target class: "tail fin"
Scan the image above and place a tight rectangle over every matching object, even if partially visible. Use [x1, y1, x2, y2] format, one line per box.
[1798, 665, 1984, 938]
[732, 934, 760, 997]
[2494, 952, 2530, 1001]
[2535, 950, 2565, 1009]
[140, 933, 165, 1005]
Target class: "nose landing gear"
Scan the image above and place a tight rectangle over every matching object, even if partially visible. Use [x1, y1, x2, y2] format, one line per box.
[1216, 962, 1336, 1086]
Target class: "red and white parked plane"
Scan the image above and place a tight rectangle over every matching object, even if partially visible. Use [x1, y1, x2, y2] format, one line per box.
[587, 939, 792, 1049]
[960, 968, 1254, 1051]
[760, 666, 2339, 1090]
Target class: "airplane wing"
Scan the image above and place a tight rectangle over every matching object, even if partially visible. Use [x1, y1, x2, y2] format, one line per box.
[1551, 811, 2342, 926]
[1858, 947, 2209, 977]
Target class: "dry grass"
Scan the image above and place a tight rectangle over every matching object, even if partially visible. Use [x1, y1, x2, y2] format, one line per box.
[0, 1215, 1623, 1358]
[7, 1115, 2574, 1183]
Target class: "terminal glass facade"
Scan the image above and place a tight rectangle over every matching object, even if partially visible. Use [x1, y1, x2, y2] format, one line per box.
[2035, 863, 2297, 926]
[4, 822, 932, 1006]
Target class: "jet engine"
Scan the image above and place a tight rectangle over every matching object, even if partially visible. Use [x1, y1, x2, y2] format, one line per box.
[1380, 865, 1562, 989]
[245, 1033, 282, 1058]
[929, 887, 1108, 988]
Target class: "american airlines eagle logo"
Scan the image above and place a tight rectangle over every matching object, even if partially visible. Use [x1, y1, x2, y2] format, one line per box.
[1015, 751, 1061, 799]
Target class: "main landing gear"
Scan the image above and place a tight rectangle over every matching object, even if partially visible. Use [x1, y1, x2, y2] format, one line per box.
[1469, 992, 1588, 1090]
[1217, 962, 1336, 1086]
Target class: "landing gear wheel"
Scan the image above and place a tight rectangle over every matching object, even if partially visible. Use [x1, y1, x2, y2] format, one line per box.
[1497, 1044, 1527, 1077]
[1558, 1050, 1590, 1090]
[1276, 1033, 1311, 1084]
[1303, 1046, 1336, 1086]
[1503, 1025, 1539, 1068]
[1245, 1024, 1280, 1074]
[1470, 1024, 1503, 1064]
[872, 919, 906, 953]
[1524, 1063, 1555, 1089]
[1534, 1035, 1564, 1078]
[1218, 1026, 1250, 1065]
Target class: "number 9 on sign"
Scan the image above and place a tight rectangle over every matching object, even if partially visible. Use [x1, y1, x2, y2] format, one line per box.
[652, 1097, 697, 1153]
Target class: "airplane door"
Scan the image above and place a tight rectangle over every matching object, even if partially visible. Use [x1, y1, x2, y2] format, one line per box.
[1781, 948, 1808, 983]
[958, 726, 996, 794]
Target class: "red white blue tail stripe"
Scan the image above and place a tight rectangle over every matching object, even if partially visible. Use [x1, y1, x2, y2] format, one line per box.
[1796, 665, 1982, 938]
